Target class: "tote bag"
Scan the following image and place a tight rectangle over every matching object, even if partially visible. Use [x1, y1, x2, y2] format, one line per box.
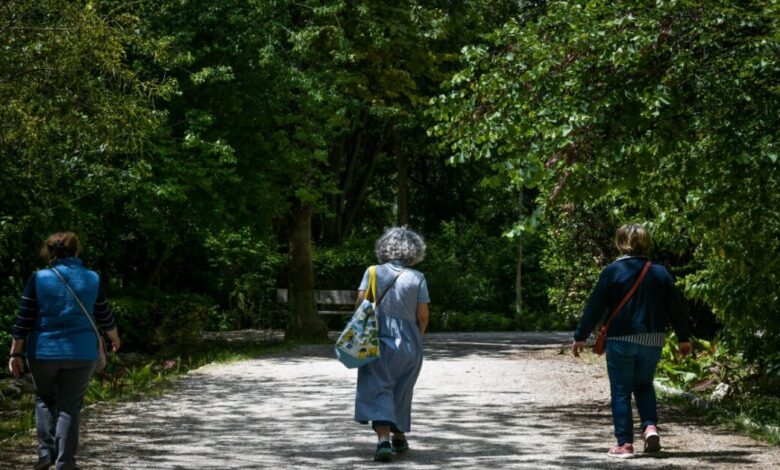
[335, 266, 381, 368]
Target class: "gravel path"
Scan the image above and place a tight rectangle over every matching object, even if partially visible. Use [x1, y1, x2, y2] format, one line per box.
[4, 332, 779, 469]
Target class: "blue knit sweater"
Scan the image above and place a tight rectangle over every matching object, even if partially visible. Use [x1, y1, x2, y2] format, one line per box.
[574, 256, 690, 343]
[13, 258, 117, 360]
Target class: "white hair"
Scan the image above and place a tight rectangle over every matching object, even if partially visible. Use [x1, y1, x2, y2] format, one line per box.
[375, 226, 426, 266]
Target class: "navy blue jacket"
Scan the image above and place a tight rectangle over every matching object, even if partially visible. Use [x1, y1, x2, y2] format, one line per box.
[574, 256, 690, 342]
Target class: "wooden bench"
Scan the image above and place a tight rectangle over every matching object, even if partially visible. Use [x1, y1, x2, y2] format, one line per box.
[276, 289, 357, 315]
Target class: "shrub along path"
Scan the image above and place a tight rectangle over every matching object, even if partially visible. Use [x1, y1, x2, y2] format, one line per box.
[4, 332, 779, 469]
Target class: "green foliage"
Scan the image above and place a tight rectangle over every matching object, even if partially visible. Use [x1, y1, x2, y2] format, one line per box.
[204, 230, 285, 330]
[657, 334, 780, 445]
[111, 297, 155, 352]
[425, 219, 516, 314]
[153, 294, 216, 355]
[537, 202, 616, 329]
[0, 295, 17, 349]
[512, 227, 555, 329]
[0, 392, 35, 443]
[433, 0, 780, 365]
[0, 0, 529, 348]
[313, 236, 375, 289]
[658, 333, 780, 396]
[112, 291, 219, 354]
[430, 311, 514, 332]
[657, 335, 747, 391]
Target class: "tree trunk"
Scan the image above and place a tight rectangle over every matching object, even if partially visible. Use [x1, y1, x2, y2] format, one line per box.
[515, 189, 523, 317]
[396, 140, 409, 226]
[341, 148, 381, 239]
[323, 137, 347, 244]
[147, 245, 171, 289]
[286, 203, 328, 341]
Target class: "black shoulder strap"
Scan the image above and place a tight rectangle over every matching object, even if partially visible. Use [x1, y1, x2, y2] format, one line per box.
[51, 267, 101, 337]
[376, 268, 405, 305]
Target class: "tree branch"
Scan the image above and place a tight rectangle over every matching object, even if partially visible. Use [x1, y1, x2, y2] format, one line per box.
[0, 67, 63, 84]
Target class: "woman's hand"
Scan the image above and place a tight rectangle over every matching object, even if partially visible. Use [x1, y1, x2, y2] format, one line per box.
[8, 357, 24, 378]
[106, 328, 121, 352]
[8, 338, 25, 377]
[678, 341, 692, 357]
[571, 340, 586, 357]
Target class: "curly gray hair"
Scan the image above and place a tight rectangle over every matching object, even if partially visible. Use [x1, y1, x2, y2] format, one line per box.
[375, 226, 426, 266]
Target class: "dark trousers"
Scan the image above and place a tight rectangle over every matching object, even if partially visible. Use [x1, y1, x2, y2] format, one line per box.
[27, 359, 96, 470]
[605, 341, 662, 445]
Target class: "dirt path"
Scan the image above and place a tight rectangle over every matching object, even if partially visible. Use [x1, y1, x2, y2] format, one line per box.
[4, 332, 779, 469]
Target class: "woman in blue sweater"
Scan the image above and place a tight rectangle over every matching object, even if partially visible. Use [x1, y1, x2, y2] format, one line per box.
[571, 224, 692, 459]
[8, 232, 120, 470]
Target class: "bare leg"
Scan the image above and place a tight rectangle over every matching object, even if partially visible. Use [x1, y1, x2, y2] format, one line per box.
[374, 426, 391, 441]
[373, 425, 393, 461]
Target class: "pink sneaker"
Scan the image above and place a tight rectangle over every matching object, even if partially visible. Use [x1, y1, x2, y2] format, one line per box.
[607, 443, 635, 459]
[643, 425, 661, 452]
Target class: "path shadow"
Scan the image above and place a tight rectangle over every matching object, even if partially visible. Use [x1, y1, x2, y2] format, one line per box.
[422, 332, 572, 361]
[26, 332, 774, 469]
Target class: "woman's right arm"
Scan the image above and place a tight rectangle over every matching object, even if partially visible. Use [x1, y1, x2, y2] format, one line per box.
[573, 269, 610, 342]
[572, 269, 610, 357]
[8, 338, 25, 377]
[9, 275, 36, 376]
[355, 267, 371, 308]
[354, 290, 366, 309]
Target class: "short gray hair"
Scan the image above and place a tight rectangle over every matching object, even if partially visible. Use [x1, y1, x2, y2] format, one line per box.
[375, 226, 426, 266]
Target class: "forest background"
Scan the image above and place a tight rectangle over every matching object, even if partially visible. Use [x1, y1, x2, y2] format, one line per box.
[1, 0, 778, 420]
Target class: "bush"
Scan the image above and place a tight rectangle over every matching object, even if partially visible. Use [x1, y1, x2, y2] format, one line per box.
[540, 203, 616, 330]
[154, 293, 217, 355]
[424, 219, 516, 314]
[112, 296, 155, 352]
[313, 235, 375, 289]
[112, 291, 218, 355]
[657, 334, 780, 397]
[204, 229, 285, 330]
[0, 294, 17, 355]
[430, 311, 514, 332]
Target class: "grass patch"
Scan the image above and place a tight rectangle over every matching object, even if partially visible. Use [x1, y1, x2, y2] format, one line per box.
[0, 394, 35, 444]
[657, 388, 780, 445]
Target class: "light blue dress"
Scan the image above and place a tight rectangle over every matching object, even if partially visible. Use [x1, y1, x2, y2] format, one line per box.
[354, 260, 430, 433]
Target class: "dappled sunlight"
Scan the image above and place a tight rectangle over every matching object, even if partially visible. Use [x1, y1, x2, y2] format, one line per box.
[54, 333, 778, 469]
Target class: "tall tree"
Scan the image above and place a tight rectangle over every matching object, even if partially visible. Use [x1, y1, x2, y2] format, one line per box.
[433, 0, 780, 363]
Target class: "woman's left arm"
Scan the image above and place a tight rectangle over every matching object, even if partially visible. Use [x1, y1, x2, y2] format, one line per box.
[94, 281, 120, 352]
[416, 303, 429, 335]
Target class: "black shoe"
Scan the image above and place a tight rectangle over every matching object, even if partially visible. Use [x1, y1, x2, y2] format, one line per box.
[374, 441, 393, 462]
[392, 438, 409, 454]
[33, 458, 52, 470]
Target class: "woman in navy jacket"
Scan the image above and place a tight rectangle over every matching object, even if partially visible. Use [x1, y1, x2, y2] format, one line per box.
[8, 232, 120, 470]
[571, 224, 692, 459]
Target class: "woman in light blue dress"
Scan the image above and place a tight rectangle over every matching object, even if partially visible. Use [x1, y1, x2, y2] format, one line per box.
[354, 226, 430, 462]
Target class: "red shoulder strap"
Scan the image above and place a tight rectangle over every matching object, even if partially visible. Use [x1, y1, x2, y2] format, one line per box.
[603, 260, 652, 333]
